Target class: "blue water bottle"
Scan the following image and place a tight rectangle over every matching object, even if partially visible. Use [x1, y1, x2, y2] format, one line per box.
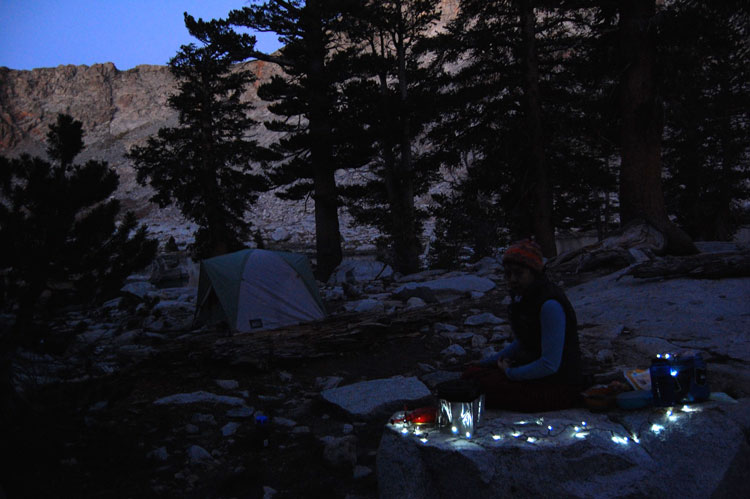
[688, 353, 710, 402]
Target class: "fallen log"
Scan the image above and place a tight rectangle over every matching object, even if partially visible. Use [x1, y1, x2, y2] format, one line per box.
[623, 250, 750, 280]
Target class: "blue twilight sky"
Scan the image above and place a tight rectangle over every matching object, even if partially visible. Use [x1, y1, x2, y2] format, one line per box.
[0, 0, 282, 71]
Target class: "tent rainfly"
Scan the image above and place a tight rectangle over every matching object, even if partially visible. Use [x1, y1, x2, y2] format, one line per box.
[195, 249, 326, 333]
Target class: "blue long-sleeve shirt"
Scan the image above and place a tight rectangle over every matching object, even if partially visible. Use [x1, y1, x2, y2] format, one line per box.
[479, 299, 566, 380]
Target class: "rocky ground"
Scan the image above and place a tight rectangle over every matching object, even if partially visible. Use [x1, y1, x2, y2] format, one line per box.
[2, 239, 749, 499]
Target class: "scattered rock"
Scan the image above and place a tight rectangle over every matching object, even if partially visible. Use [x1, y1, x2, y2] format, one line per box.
[344, 298, 386, 314]
[187, 445, 215, 466]
[221, 422, 240, 437]
[270, 227, 291, 242]
[320, 435, 358, 467]
[406, 297, 426, 309]
[226, 406, 254, 419]
[153, 391, 246, 407]
[434, 323, 458, 333]
[147, 447, 169, 462]
[328, 259, 393, 285]
[440, 344, 467, 357]
[272, 417, 296, 428]
[464, 312, 505, 326]
[121, 281, 156, 300]
[215, 379, 239, 390]
[471, 335, 488, 349]
[191, 413, 217, 425]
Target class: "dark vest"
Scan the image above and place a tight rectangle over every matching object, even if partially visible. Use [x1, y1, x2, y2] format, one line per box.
[508, 277, 582, 385]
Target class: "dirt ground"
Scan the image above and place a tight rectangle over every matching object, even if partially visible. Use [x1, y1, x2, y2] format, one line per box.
[2, 287, 514, 499]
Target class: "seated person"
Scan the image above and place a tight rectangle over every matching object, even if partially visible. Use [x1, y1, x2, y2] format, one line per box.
[463, 239, 583, 412]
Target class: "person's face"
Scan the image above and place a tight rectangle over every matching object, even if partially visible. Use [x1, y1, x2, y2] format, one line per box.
[504, 263, 536, 295]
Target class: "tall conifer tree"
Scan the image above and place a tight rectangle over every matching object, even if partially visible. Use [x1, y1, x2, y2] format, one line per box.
[0, 114, 157, 336]
[426, 0, 611, 263]
[128, 14, 269, 258]
[338, 0, 442, 273]
[661, 0, 750, 241]
[226, 0, 366, 280]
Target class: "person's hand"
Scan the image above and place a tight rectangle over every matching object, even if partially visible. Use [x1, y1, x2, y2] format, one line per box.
[497, 358, 511, 374]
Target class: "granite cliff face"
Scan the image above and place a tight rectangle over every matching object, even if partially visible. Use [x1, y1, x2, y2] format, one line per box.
[0, 60, 347, 248]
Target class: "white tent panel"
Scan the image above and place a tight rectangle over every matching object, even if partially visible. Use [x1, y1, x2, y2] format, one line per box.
[235, 250, 325, 332]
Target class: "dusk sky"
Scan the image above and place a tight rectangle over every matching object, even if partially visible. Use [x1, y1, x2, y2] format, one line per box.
[0, 1, 283, 71]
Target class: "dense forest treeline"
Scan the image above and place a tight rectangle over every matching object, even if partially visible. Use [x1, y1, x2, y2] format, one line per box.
[129, 0, 747, 278]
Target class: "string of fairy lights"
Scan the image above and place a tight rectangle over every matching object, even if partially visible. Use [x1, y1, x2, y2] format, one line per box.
[391, 403, 704, 447]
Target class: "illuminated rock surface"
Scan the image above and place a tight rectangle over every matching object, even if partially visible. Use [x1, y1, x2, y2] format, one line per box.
[378, 399, 750, 498]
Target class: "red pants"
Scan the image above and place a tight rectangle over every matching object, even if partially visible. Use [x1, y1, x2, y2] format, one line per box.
[462, 366, 581, 412]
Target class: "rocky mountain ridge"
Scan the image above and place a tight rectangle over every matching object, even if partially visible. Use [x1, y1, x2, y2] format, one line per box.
[0, 59, 387, 251]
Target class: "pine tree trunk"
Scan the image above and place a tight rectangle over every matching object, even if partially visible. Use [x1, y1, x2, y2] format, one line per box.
[311, 164, 342, 281]
[392, 32, 421, 274]
[308, 24, 342, 281]
[518, 0, 556, 257]
[618, 0, 697, 255]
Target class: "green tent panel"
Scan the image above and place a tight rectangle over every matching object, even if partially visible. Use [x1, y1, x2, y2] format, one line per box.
[196, 249, 326, 333]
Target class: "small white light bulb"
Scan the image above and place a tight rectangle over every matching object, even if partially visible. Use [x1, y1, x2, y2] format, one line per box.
[611, 435, 629, 445]
[451, 426, 458, 434]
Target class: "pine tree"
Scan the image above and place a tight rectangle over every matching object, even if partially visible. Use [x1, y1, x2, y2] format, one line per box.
[426, 1, 614, 264]
[226, 0, 366, 280]
[128, 14, 269, 258]
[661, 0, 750, 241]
[338, 0, 443, 273]
[0, 114, 157, 338]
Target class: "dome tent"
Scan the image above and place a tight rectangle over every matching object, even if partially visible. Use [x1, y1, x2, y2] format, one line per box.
[195, 249, 326, 333]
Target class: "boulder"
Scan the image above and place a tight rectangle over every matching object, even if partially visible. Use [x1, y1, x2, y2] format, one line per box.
[568, 273, 750, 365]
[121, 281, 156, 300]
[393, 276, 496, 303]
[321, 376, 432, 419]
[149, 252, 190, 288]
[328, 259, 394, 285]
[143, 299, 194, 332]
[344, 298, 386, 314]
[377, 399, 750, 498]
